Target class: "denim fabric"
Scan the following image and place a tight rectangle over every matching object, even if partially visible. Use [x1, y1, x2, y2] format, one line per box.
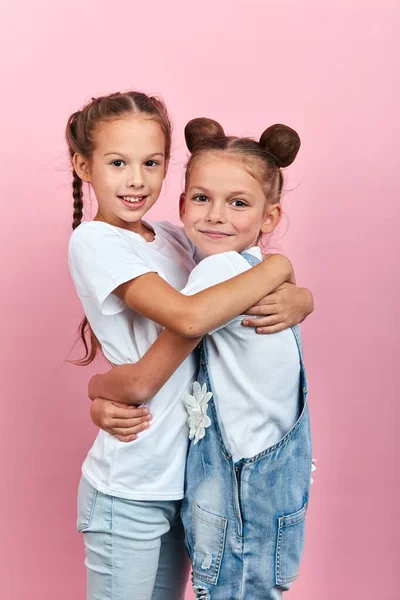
[181, 252, 312, 600]
[77, 476, 190, 600]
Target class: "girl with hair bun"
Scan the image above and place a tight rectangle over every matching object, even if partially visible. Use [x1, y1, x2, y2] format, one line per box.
[66, 91, 313, 599]
[90, 115, 313, 599]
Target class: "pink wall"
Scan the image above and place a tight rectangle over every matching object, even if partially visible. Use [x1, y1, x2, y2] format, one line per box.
[0, 1, 398, 598]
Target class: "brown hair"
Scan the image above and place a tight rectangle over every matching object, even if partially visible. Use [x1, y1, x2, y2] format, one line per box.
[184, 118, 300, 205]
[66, 90, 172, 365]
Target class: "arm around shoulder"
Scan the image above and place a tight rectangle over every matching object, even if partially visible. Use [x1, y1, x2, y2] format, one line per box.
[115, 254, 293, 338]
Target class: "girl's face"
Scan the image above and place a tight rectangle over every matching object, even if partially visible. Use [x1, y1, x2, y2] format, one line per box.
[180, 155, 281, 256]
[73, 116, 167, 232]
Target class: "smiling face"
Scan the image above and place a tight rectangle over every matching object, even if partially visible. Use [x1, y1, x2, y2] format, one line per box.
[73, 115, 167, 233]
[180, 154, 281, 256]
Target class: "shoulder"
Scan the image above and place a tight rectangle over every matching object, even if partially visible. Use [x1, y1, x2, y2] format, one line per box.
[152, 221, 197, 255]
[195, 251, 253, 276]
[68, 222, 137, 282]
[183, 251, 247, 292]
[69, 221, 125, 248]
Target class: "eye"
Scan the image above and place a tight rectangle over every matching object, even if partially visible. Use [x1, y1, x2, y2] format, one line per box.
[145, 160, 160, 167]
[231, 199, 248, 208]
[192, 194, 208, 203]
[111, 159, 125, 167]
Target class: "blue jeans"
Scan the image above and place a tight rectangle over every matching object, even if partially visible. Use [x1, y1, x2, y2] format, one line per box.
[77, 476, 190, 600]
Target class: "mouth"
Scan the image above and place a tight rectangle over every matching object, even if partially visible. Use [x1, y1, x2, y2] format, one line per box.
[118, 195, 148, 209]
[199, 229, 233, 239]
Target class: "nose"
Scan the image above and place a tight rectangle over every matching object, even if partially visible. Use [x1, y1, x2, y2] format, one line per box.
[126, 166, 144, 188]
[206, 202, 225, 224]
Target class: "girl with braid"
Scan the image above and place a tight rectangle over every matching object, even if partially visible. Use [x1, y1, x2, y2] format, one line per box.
[66, 91, 313, 600]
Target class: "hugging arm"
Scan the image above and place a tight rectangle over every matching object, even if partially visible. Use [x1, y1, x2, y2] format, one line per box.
[243, 284, 314, 333]
[115, 254, 293, 337]
[89, 329, 201, 405]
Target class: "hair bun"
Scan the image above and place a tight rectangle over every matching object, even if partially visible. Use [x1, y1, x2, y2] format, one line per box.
[184, 117, 225, 152]
[259, 124, 300, 168]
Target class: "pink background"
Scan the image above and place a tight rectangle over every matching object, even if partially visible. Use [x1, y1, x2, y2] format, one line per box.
[0, 1, 399, 598]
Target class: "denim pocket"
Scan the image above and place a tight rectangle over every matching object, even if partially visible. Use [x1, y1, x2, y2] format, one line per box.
[192, 502, 227, 585]
[77, 476, 98, 532]
[275, 502, 307, 585]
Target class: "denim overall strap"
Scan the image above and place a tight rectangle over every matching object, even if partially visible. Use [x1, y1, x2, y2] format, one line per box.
[240, 251, 261, 266]
[198, 337, 233, 461]
[241, 251, 308, 393]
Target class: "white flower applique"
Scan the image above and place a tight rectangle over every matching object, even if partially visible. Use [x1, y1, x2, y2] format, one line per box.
[311, 458, 317, 484]
[183, 381, 212, 444]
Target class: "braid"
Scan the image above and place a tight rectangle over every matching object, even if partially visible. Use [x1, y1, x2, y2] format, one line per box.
[72, 170, 83, 230]
[66, 90, 173, 365]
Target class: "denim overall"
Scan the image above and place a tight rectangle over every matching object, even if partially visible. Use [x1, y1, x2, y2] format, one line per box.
[181, 253, 312, 600]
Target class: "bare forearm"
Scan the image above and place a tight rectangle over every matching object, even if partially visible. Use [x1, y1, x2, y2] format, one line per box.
[89, 330, 201, 405]
[118, 254, 293, 338]
[185, 255, 293, 336]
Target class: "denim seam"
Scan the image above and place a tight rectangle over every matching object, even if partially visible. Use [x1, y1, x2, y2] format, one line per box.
[77, 484, 98, 532]
[276, 503, 307, 585]
[195, 515, 227, 530]
[280, 510, 307, 528]
[110, 495, 115, 599]
[237, 401, 309, 466]
[232, 467, 243, 539]
[192, 502, 227, 585]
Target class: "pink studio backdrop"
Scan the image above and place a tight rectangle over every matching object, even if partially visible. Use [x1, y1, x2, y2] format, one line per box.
[0, 1, 398, 599]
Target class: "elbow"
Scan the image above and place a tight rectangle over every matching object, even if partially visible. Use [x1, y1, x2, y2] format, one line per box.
[123, 380, 152, 405]
[305, 288, 315, 316]
[167, 304, 206, 338]
[174, 315, 206, 338]
[123, 372, 163, 405]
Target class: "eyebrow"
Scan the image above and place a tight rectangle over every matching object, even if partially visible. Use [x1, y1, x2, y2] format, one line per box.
[189, 185, 253, 197]
[103, 152, 165, 158]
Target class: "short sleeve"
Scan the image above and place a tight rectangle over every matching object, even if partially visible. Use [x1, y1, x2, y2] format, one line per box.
[180, 252, 250, 333]
[180, 254, 238, 295]
[152, 221, 204, 264]
[68, 222, 156, 315]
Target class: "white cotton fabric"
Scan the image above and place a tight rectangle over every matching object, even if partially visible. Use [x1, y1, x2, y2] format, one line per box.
[68, 220, 199, 500]
[181, 247, 301, 463]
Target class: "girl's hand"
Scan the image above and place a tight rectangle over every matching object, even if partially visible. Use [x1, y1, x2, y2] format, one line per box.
[90, 398, 152, 442]
[242, 284, 314, 334]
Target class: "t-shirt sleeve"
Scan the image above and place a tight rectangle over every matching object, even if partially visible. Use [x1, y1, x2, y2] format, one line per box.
[68, 223, 156, 315]
[180, 252, 250, 333]
[154, 221, 204, 265]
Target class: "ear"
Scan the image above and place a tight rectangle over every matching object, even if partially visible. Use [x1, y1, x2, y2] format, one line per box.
[179, 193, 186, 222]
[261, 203, 282, 234]
[72, 153, 91, 183]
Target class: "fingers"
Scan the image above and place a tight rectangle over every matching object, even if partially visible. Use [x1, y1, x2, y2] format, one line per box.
[110, 405, 151, 420]
[90, 398, 153, 438]
[112, 419, 151, 438]
[111, 414, 152, 429]
[106, 415, 153, 443]
[115, 434, 137, 442]
[245, 297, 278, 313]
[243, 314, 281, 328]
[253, 323, 288, 334]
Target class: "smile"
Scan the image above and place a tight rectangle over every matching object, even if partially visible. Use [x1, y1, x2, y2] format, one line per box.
[199, 230, 232, 239]
[120, 195, 147, 203]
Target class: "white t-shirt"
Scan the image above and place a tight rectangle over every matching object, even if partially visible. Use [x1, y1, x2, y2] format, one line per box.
[181, 247, 301, 463]
[68, 220, 199, 500]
